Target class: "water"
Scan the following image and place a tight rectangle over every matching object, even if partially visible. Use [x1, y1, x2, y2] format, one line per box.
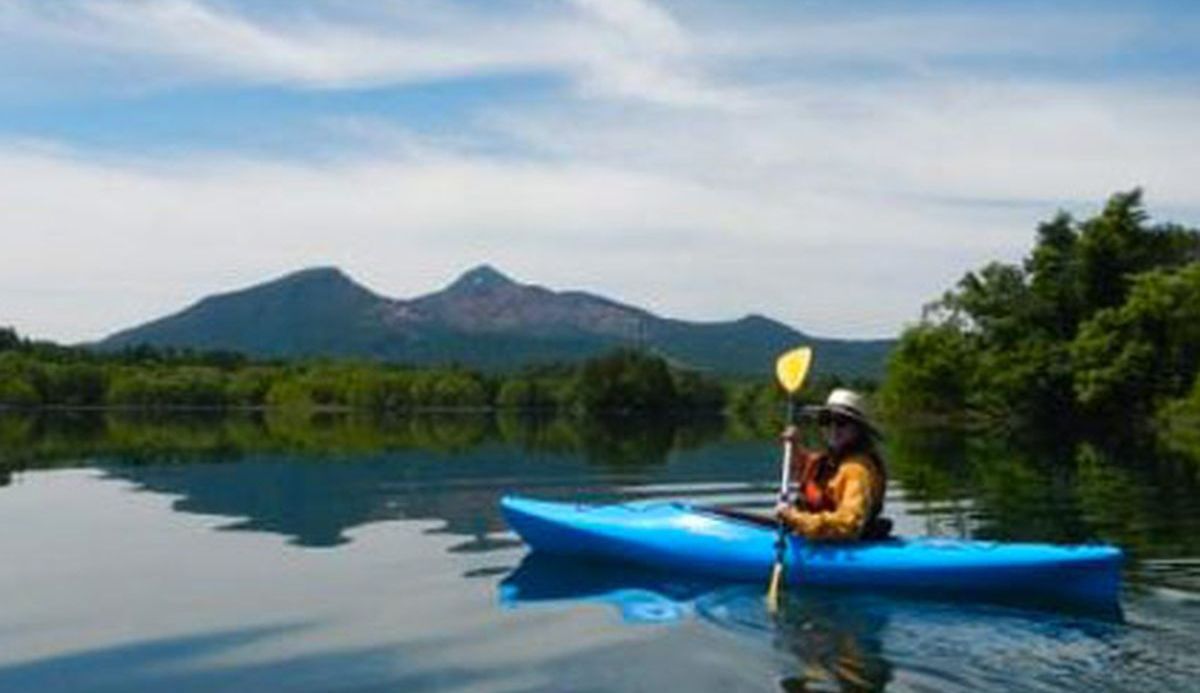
[1, 413, 1199, 691]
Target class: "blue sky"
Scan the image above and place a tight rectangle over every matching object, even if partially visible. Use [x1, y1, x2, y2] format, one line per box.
[2, 0, 1198, 342]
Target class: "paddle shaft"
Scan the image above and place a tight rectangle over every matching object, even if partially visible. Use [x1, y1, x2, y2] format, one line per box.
[770, 399, 797, 595]
[776, 403, 796, 505]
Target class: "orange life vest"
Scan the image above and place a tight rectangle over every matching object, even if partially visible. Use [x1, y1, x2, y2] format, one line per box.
[797, 450, 887, 521]
[797, 451, 836, 512]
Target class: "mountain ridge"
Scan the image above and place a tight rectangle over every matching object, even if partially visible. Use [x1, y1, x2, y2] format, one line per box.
[97, 265, 893, 377]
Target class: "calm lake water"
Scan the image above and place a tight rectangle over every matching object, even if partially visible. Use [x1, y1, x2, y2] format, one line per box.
[1, 413, 1198, 692]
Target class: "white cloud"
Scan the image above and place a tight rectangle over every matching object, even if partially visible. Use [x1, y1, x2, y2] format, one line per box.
[0, 0, 556, 88]
[703, 8, 1149, 66]
[0, 0, 748, 107]
[2, 0, 1154, 107]
[0, 1, 1197, 343]
[0, 133, 1069, 343]
[485, 76, 1200, 231]
[567, 0, 690, 57]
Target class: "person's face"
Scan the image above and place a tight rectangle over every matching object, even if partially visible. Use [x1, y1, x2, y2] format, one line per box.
[823, 415, 859, 449]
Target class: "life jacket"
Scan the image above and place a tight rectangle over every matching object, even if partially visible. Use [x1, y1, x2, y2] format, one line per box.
[798, 452, 837, 513]
[797, 448, 889, 534]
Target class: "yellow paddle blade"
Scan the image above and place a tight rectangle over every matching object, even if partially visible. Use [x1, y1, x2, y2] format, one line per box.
[775, 347, 813, 394]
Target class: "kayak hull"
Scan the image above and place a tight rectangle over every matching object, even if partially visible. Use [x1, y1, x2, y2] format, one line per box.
[500, 496, 1123, 605]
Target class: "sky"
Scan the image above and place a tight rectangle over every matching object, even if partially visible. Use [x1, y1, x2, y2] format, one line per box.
[1, 0, 1199, 343]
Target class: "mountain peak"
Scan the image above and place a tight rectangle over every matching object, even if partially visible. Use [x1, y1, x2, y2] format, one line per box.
[247, 266, 379, 301]
[280, 266, 352, 284]
[446, 264, 517, 293]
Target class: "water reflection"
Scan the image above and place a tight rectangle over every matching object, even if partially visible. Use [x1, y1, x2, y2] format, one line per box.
[3, 412, 1200, 690]
[500, 553, 723, 624]
[2, 412, 1199, 577]
[99, 446, 614, 548]
[0, 624, 309, 692]
[886, 424, 1200, 587]
[771, 593, 893, 692]
[499, 552, 1137, 691]
[0, 412, 742, 547]
[0, 411, 726, 470]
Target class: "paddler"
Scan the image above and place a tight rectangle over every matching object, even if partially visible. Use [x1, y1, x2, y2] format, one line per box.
[775, 388, 891, 541]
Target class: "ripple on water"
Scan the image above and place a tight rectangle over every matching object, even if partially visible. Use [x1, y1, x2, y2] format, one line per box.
[690, 584, 1200, 692]
[1130, 557, 1200, 594]
[549, 483, 1200, 690]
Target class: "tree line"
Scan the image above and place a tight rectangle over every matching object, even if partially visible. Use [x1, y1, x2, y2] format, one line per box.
[0, 333, 741, 417]
[879, 189, 1200, 436]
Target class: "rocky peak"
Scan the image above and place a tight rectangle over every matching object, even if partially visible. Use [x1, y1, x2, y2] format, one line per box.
[444, 264, 518, 294]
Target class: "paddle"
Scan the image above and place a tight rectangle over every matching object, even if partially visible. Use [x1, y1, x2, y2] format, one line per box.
[765, 346, 813, 614]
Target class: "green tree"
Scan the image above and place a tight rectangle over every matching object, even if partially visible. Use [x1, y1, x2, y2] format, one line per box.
[33, 363, 107, 406]
[1072, 263, 1200, 422]
[574, 349, 678, 415]
[429, 370, 489, 408]
[265, 377, 316, 410]
[882, 190, 1200, 430]
[0, 327, 19, 352]
[671, 369, 726, 411]
[939, 262, 1034, 348]
[0, 358, 38, 406]
[496, 378, 538, 410]
[1026, 212, 1083, 339]
[225, 367, 276, 406]
[1158, 373, 1200, 455]
[1074, 189, 1198, 314]
[879, 322, 976, 417]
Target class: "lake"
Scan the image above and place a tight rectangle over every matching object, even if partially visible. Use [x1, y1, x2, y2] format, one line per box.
[1, 412, 1198, 691]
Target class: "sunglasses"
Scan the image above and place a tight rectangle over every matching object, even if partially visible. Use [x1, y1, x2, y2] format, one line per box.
[817, 412, 856, 429]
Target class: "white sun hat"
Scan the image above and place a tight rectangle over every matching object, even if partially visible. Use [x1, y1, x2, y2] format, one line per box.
[823, 388, 882, 438]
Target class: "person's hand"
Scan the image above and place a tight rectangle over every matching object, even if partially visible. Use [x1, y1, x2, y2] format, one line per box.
[780, 425, 801, 442]
[775, 501, 793, 518]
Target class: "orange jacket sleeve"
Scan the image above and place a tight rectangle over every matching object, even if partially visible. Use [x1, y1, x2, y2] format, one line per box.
[780, 461, 874, 541]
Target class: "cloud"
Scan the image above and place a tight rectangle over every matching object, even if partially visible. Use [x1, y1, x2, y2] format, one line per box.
[0, 0, 1197, 342]
[705, 7, 1152, 66]
[0, 0, 1188, 127]
[0, 0, 750, 108]
[0, 0, 556, 89]
[5, 0, 1161, 109]
[493, 74, 1200, 210]
[567, 0, 688, 52]
[0, 131, 1080, 343]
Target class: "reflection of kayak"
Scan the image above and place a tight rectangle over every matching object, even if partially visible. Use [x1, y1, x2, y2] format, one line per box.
[498, 552, 1123, 625]
[500, 496, 1123, 606]
[499, 553, 723, 624]
[499, 553, 1126, 691]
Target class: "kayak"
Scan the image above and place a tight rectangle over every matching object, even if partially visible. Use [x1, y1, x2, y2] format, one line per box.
[500, 496, 1123, 606]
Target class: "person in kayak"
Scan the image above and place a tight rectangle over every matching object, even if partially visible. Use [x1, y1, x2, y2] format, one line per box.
[775, 388, 890, 541]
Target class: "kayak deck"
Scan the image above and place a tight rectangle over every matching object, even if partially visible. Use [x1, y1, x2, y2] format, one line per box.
[500, 495, 1123, 606]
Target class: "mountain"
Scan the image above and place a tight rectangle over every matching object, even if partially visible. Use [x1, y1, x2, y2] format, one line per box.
[100, 267, 396, 359]
[97, 265, 893, 377]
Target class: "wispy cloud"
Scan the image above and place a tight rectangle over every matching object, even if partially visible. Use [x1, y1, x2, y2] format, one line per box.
[0, 0, 750, 108]
[0, 0, 554, 88]
[2, 0, 1190, 125]
[0, 0, 1197, 342]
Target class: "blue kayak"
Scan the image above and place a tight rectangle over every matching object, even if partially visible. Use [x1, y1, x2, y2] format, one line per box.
[500, 496, 1123, 606]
